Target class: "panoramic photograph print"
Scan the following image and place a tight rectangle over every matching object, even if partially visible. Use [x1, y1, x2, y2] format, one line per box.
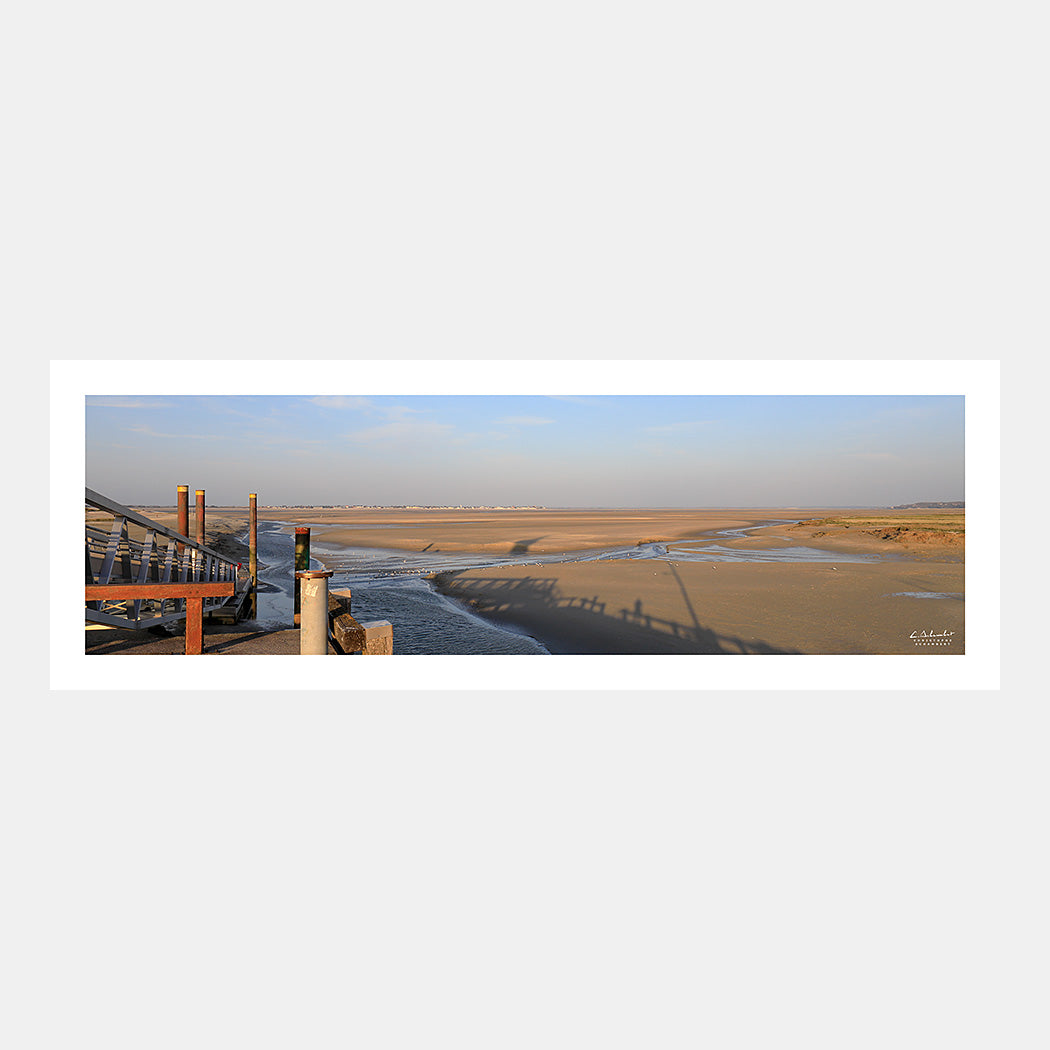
[83, 391, 965, 658]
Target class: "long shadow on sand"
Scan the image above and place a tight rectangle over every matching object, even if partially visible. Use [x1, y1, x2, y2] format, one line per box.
[434, 573, 798, 655]
[509, 537, 547, 555]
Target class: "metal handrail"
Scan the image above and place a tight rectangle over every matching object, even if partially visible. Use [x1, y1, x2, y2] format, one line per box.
[85, 488, 241, 630]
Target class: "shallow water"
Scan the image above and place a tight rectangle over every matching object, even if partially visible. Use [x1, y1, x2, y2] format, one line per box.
[667, 542, 879, 563]
[666, 519, 883, 563]
[327, 577, 549, 655]
[246, 518, 894, 654]
[245, 523, 549, 653]
[885, 592, 964, 600]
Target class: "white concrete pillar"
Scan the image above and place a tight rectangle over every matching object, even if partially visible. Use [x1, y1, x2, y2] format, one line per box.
[295, 570, 333, 654]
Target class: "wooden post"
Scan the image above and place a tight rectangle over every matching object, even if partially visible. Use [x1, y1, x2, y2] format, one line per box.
[195, 489, 206, 547]
[176, 485, 189, 552]
[248, 492, 258, 619]
[185, 596, 204, 655]
[294, 527, 310, 627]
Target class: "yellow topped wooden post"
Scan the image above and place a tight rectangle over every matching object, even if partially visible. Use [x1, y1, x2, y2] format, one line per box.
[176, 485, 189, 553]
[248, 493, 258, 619]
[195, 489, 206, 547]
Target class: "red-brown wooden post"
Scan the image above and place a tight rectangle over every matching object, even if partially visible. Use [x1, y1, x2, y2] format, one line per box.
[249, 493, 258, 584]
[185, 597, 204, 654]
[195, 489, 206, 547]
[248, 492, 258, 619]
[177, 485, 189, 551]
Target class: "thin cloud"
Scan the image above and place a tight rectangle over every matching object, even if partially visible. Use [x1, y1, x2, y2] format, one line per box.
[381, 404, 425, 422]
[306, 396, 374, 411]
[305, 398, 428, 426]
[497, 415, 554, 426]
[346, 421, 456, 444]
[220, 405, 271, 420]
[122, 424, 221, 440]
[87, 397, 171, 409]
[642, 420, 714, 434]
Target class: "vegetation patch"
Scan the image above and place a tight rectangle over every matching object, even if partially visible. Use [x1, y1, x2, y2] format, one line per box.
[794, 515, 965, 545]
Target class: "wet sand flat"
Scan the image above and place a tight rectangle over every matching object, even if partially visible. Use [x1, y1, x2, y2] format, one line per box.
[387, 507, 965, 656]
[260, 507, 796, 555]
[243, 506, 960, 557]
[130, 507, 814, 557]
[434, 559, 965, 655]
[130, 505, 963, 559]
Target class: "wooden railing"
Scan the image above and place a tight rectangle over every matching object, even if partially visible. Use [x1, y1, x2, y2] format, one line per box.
[85, 488, 242, 632]
[85, 581, 235, 654]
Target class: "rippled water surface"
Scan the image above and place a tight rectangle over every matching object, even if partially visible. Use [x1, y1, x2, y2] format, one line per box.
[245, 523, 549, 653]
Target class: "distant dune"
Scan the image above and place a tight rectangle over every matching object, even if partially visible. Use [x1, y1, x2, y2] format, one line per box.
[890, 501, 964, 509]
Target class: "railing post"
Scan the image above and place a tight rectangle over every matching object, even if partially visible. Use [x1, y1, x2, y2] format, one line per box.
[295, 570, 332, 654]
[185, 596, 205, 654]
[196, 489, 206, 547]
[294, 527, 310, 627]
[248, 492, 258, 619]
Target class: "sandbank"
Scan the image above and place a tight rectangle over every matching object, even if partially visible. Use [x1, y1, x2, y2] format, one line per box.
[128, 505, 964, 561]
[248, 506, 964, 558]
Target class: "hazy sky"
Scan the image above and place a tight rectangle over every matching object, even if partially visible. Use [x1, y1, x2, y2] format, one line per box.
[85, 394, 964, 508]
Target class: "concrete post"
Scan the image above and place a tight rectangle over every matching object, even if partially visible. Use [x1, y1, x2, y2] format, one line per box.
[294, 527, 310, 626]
[296, 570, 333, 654]
[248, 492, 258, 619]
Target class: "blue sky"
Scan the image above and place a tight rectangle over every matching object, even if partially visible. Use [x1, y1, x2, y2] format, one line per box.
[85, 394, 964, 508]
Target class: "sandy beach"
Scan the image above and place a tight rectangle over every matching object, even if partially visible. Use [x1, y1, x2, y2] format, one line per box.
[121, 505, 963, 656]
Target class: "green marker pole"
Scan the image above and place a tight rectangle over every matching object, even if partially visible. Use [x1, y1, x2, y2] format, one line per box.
[294, 527, 310, 627]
